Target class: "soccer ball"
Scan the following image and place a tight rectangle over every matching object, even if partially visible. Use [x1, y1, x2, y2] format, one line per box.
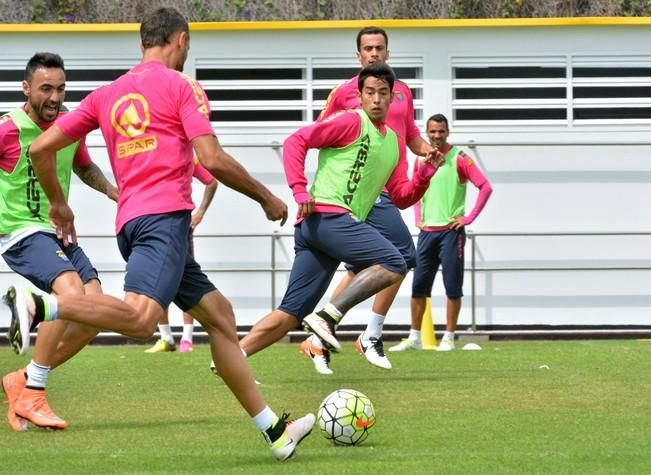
[317, 389, 376, 446]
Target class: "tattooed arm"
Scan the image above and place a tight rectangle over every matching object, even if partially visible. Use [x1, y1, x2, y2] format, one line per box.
[73, 161, 118, 202]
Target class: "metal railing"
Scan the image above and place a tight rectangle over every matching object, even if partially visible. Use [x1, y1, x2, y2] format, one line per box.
[4, 230, 648, 333]
[467, 231, 651, 333]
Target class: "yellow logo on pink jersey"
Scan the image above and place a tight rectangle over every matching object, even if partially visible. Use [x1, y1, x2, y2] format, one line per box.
[111, 94, 150, 137]
[178, 72, 209, 119]
[460, 152, 474, 167]
[111, 94, 157, 158]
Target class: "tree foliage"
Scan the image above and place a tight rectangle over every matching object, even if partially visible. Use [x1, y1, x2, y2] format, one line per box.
[3, 0, 651, 23]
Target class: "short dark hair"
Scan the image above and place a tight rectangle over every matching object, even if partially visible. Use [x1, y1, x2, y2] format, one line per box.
[140, 7, 189, 49]
[427, 113, 449, 130]
[25, 52, 64, 82]
[356, 26, 388, 52]
[358, 62, 395, 92]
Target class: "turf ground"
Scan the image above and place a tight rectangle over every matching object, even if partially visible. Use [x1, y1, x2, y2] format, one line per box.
[1, 340, 650, 474]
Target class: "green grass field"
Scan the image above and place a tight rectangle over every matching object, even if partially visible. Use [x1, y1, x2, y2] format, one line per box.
[2, 340, 651, 474]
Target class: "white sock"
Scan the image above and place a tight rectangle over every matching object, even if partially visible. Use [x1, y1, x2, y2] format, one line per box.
[323, 303, 343, 322]
[42, 293, 59, 321]
[310, 334, 324, 349]
[364, 312, 385, 340]
[182, 323, 193, 342]
[158, 324, 174, 344]
[26, 360, 50, 389]
[252, 405, 278, 431]
[409, 329, 421, 342]
[443, 331, 455, 342]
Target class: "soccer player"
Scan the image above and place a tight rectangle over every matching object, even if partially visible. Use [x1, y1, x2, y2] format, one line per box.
[146, 159, 218, 353]
[12, 8, 314, 461]
[390, 113, 492, 352]
[237, 62, 443, 374]
[298, 26, 438, 372]
[1, 52, 117, 431]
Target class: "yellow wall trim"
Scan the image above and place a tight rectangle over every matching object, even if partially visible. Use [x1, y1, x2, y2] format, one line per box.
[1, 17, 651, 33]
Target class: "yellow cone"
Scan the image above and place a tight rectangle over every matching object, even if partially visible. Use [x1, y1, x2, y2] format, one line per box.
[421, 297, 437, 350]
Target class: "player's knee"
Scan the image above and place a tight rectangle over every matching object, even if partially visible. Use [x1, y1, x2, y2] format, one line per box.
[51, 271, 86, 296]
[392, 267, 406, 284]
[284, 312, 302, 330]
[134, 320, 158, 340]
[125, 297, 165, 339]
[83, 278, 103, 295]
[211, 311, 237, 332]
[186, 290, 236, 330]
[378, 265, 406, 288]
[267, 308, 302, 331]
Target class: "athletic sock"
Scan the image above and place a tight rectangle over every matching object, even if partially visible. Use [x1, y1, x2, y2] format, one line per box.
[323, 303, 343, 323]
[158, 324, 174, 344]
[442, 331, 455, 342]
[263, 416, 286, 445]
[26, 360, 50, 389]
[409, 329, 422, 343]
[310, 334, 324, 349]
[182, 323, 193, 342]
[364, 312, 385, 340]
[254, 406, 281, 444]
[33, 293, 58, 324]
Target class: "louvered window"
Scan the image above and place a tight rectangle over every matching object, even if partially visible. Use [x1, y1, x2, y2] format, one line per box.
[452, 55, 651, 126]
[1, 56, 424, 127]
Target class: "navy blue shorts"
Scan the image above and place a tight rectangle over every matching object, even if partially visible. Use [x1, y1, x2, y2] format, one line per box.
[345, 192, 416, 273]
[2, 231, 98, 294]
[279, 212, 407, 322]
[188, 228, 195, 257]
[411, 228, 465, 299]
[117, 211, 215, 311]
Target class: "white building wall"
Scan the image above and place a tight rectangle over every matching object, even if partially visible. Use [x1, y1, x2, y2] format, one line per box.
[0, 19, 649, 332]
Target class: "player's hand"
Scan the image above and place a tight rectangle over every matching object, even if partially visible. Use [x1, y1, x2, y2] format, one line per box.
[191, 211, 204, 230]
[423, 148, 445, 168]
[49, 202, 77, 246]
[107, 184, 119, 203]
[298, 197, 316, 218]
[262, 194, 288, 226]
[449, 216, 465, 230]
[417, 149, 443, 180]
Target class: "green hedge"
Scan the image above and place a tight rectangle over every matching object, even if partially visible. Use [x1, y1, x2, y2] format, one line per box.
[9, 0, 651, 24]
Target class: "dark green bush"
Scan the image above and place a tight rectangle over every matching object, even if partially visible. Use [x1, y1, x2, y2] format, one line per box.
[5, 0, 650, 23]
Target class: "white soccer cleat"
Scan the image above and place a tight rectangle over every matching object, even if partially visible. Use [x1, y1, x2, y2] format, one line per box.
[436, 339, 456, 352]
[388, 338, 422, 352]
[267, 412, 316, 462]
[4, 287, 37, 356]
[299, 338, 333, 375]
[302, 311, 341, 352]
[354, 334, 392, 369]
